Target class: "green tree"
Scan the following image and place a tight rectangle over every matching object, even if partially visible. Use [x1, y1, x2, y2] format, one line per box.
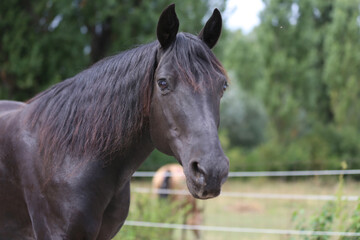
[223, 30, 265, 96]
[222, 0, 360, 171]
[324, 0, 360, 128]
[323, 0, 360, 169]
[0, 0, 89, 100]
[256, 0, 334, 141]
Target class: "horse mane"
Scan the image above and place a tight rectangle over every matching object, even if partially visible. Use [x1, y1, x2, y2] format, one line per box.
[26, 41, 158, 162]
[25, 33, 228, 165]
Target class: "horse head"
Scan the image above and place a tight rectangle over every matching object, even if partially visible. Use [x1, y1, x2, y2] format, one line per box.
[150, 4, 229, 200]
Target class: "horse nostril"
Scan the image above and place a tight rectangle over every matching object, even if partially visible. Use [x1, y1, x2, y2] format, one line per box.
[190, 160, 206, 180]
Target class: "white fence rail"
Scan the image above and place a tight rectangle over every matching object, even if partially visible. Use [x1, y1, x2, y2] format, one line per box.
[132, 169, 360, 177]
[124, 221, 360, 237]
[133, 187, 360, 201]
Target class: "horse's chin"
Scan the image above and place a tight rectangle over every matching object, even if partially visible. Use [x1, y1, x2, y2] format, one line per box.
[191, 192, 220, 200]
[185, 179, 221, 200]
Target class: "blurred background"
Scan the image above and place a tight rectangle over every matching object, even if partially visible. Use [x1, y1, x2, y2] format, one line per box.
[1, 0, 360, 239]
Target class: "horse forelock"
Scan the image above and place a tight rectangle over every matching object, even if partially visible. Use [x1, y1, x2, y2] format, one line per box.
[167, 33, 228, 92]
[26, 41, 159, 163]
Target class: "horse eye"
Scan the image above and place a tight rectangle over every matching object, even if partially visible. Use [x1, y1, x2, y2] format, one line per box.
[157, 79, 169, 91]
[223, 82, 228, 91]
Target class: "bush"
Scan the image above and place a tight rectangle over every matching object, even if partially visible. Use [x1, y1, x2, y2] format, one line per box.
[291, 173, 360, 240]
[114, 193, 191, 240]
[225, 122, 360, 173]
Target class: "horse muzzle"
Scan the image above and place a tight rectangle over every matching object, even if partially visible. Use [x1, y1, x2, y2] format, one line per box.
[185, 157, 229, 199]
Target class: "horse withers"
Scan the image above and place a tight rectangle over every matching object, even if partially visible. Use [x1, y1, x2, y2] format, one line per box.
[0, 4, 229, 239]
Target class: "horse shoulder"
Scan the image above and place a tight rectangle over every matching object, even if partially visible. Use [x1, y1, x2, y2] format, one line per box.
[19, 156, 122, 239]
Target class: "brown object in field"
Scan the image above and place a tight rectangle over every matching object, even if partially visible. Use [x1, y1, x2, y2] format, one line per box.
[152, 164, 203, 240]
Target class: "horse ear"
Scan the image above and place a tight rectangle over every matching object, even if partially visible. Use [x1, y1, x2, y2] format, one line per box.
[198, 8, 222, 49]
[157, 4, 179, 49]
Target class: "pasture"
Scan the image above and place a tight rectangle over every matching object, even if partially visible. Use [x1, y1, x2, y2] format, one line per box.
[116, 177, 360, 240]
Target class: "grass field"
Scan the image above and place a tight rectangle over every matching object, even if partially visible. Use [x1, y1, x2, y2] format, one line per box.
[116, 177, 360, 240]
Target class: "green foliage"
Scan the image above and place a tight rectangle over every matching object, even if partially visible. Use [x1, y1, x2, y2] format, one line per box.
[342, 203, 360, 239]
[222, 31, 264, 95]
[220, 74, 268, 148]
[221, 0, 360, 173]
[0, 0, 90, 100]
[293, 201, 336, 240]
[255, 0, 334, 136]
[292, 174, 360, 240]
[114, 193, 191, 240]
[226, 122, 360, 172]
[324, 0, 360, 128]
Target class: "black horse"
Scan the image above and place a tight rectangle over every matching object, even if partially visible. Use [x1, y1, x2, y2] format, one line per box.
[0, 4, 229, 239]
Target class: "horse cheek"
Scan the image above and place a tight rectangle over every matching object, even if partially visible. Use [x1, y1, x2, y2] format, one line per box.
[149, 102, 173, 156]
